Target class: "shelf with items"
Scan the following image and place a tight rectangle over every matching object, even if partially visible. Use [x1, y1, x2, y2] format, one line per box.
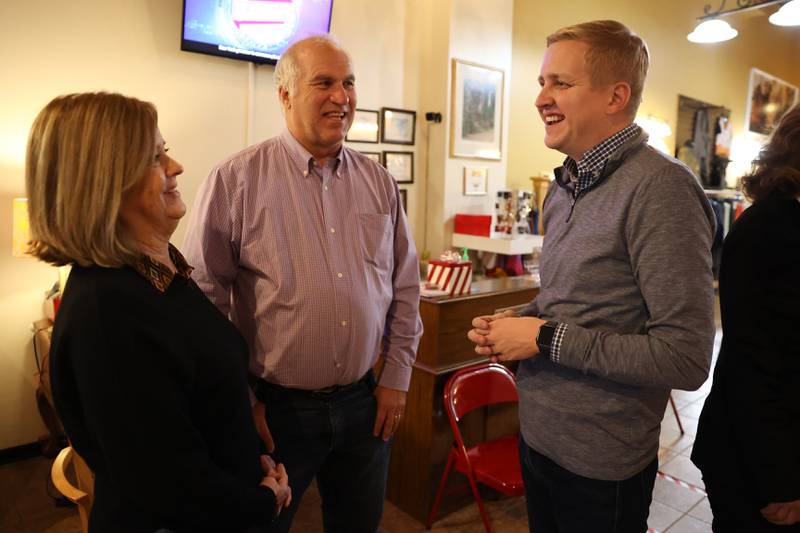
[452, 233, 544, 255]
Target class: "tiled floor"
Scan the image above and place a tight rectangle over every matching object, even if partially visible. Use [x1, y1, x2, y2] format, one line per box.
[0, 330, 722, 533]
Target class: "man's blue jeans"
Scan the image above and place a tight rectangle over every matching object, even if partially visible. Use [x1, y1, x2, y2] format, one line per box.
[259, 371, 391, 533]
[519, 438, 657, 533]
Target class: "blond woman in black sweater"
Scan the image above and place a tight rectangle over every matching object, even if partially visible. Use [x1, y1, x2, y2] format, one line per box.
[26, 92, 291, 532]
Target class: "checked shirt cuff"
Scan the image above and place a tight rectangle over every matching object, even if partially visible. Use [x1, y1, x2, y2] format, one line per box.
[549, 323, 568, 364]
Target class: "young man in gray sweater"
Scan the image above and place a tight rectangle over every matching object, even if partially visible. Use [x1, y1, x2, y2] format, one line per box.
[468, 20, 716, 533]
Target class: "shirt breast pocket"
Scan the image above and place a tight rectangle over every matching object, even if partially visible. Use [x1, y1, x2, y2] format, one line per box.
[357, 213, 393, 274]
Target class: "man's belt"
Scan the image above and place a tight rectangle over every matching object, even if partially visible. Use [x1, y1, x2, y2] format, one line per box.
[250, 370, 373, 402]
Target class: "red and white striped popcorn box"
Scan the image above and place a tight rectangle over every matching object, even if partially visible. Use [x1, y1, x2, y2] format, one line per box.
[426, 260, 473, 296]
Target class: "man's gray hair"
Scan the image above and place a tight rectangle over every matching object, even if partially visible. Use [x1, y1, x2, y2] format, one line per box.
[274, 34, 349, 96]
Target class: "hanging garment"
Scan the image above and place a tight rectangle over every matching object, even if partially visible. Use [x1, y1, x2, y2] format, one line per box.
[734, 202, 745, 220]
[723, 201, 732, 238]
[692, 108, 713, 184]
[715, 116, 733, 157]
[708, 156, 728, 188]
[710, 199, 725, 278]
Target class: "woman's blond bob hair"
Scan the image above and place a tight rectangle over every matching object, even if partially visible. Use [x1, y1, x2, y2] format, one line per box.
[26, 92, 157, 267]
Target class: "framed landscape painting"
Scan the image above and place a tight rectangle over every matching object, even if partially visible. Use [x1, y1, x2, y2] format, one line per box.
[450, 59, 504, 160]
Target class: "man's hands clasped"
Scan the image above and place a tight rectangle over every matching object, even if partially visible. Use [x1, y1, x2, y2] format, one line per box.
[467, 310, 547, 362]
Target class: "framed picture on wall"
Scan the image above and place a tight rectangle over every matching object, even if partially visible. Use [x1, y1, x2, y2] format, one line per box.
[399, 189, 407, 213]
[384, 151, 414, 183]
[360, 151, 383, 165]
[450, 59, 504, 160]
[381, 107, 416, 144]
[463, 166, 488, 196]
[346, 109, 380, 143]
[746, 68, 798, 135]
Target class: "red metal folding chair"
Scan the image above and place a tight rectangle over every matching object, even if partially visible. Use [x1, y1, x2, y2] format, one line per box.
[426, 363, 524, 533]
[669, 392, 685, 435]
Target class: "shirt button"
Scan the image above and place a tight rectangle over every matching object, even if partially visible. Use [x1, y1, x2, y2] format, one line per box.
[341, 320, 347, 327]
[335, 362, 341, 368]
[330, 227, 336, 233]
[337, 272, 343, 278]
[302, 170, 308, 176]
[324, 186, 329, 191]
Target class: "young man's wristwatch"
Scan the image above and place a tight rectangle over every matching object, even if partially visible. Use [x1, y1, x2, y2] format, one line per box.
[535, 321, 559, 357]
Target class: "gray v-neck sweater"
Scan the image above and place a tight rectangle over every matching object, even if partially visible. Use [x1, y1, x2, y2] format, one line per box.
[518, 131, 716, 480]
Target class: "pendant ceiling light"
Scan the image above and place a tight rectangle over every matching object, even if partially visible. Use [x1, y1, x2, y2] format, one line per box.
[769, 0, 800, 25]
[687, 0, 796, 43]
[687, 19, 739, 42]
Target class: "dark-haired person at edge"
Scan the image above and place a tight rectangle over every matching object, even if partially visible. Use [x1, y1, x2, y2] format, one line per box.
[27, 92, 290, 532]
[468, 20, 716, 533]
[692, 105, 800, 532]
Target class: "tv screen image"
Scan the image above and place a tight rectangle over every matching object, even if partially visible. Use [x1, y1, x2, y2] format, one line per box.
[182, 0, 334, 65]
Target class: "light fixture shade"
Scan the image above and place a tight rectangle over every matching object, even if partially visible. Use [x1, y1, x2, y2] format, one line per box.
[12, 198, 30, 257]
[636, 115, 673, 154]
[769, 0, 800, 26]
[687, 19, 739, 43]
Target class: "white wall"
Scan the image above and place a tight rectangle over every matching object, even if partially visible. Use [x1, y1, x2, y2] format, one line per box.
[425, 0, 515, 256]
[0, 0, 419, 450]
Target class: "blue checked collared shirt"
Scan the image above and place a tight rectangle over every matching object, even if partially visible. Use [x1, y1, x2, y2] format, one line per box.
[548, 123, 641, 363]
[564, 123, 641, 199]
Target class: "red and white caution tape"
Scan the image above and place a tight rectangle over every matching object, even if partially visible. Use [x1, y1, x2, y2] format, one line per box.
[656, 470, 707, 496]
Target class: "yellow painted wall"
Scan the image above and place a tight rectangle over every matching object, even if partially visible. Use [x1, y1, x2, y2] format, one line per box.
[507, 0, 800, 190]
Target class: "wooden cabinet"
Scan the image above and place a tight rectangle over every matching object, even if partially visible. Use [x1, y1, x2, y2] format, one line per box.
[385, 277, 539, 522]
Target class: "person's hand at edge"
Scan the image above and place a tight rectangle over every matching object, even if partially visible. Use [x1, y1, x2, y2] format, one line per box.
[761, 500, 800, 526]
[373, 385, 406, 442]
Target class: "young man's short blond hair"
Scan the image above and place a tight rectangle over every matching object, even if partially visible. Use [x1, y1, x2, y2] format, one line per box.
[26, 92, 157, 267]
[547, 20, 649, 117]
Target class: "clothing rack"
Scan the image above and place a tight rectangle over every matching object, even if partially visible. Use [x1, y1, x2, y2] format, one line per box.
[704, 188, 744, 200]
[705, 190, 747, 279]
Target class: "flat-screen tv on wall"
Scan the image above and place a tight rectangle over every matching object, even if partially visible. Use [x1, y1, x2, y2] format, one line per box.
[181, 0, 334, 65]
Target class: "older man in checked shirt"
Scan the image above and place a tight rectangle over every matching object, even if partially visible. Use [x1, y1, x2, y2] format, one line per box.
[183, 35, 422, 533]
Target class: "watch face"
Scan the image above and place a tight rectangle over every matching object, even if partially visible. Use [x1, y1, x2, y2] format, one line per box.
[537, 322, 557, 353]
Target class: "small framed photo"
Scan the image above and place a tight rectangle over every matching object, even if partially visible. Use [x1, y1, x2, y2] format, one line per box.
[463, 166, 488, 196]
[384, 151, 414, 183]
[346, 109, 380, 143]
[361, 151, 382, 165]
[451, 59, 504, 160]
[399, 189, 407, 213]
[381, 107, 416, 145]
